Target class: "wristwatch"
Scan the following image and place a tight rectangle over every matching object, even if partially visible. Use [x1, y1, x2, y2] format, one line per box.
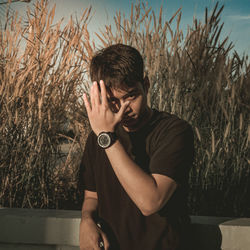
[97, 131, 117, 149]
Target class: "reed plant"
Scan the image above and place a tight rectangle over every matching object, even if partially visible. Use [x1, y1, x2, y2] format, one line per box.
[0, 1, 249, 216]
[0, 0, 92, 208]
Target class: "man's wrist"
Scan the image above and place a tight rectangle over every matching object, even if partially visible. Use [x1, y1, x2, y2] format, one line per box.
[81, 207, 97, 220]
[81, 212, 95, 223]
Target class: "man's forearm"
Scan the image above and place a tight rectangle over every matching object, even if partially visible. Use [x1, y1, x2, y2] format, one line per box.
[105, 140, 177, 216]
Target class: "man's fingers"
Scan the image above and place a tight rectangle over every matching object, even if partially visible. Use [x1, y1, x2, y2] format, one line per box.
[100, 231, 110, 250]
[83, 93, 91, 115]
[100, 80, 108, 106]
[94, 81, 101, 106]
[90, 81, 99, 107]
[117, 101, 130, 120]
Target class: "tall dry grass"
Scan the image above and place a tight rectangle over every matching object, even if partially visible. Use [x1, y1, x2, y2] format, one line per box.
[0, 0, 92, 208]
[0, 1, 249, 216]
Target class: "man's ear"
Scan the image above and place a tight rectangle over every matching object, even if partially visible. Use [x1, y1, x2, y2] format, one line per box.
[143, 76, 150, 93]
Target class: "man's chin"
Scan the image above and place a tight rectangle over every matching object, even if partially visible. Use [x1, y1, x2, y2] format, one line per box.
[121, 120, 136, 127]
[121, 118, 139, 131]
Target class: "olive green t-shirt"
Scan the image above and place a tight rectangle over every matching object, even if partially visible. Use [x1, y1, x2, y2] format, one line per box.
[81, 109, 194, 250]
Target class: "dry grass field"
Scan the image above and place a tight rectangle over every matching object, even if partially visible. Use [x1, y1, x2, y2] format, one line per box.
[0, 0, 249, 216]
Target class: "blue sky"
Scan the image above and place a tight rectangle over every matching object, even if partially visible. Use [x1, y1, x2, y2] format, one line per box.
[1, 0, 250, 55]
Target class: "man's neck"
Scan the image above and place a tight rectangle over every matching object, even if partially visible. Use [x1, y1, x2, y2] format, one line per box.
[123, 107, 153, 132]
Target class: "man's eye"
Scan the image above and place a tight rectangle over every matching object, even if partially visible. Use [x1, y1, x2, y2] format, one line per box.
[108, 99, 117, 104]
[127, 94, 136, 100]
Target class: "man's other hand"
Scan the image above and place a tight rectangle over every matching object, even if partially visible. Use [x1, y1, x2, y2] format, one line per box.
[79, 217, 109, 250]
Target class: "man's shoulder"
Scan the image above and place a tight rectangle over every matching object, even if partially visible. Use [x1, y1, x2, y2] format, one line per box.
[84, 131, 97, 148]
[146, 110, 194, 155]
[88, 130, 97, 139]
[147, 110, 193, 146]
[151, 110, 192, 132]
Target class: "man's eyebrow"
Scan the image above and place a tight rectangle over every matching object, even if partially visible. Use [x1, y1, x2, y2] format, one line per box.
[107, 88, 139, 100]
[122, 89, 139, 98]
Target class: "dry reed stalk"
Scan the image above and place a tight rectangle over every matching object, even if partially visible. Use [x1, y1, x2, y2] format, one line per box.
[0, 0, 94, 208]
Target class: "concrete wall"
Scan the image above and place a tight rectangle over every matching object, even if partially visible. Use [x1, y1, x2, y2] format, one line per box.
[0, 208, 249, 250]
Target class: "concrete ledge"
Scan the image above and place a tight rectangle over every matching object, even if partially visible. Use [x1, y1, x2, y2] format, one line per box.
[0, 208, 250, 250]
[0, 243, 78, 250]
[0, 208, 80, 247]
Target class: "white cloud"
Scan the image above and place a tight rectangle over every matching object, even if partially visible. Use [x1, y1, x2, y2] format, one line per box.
[228, 15, 250, 21]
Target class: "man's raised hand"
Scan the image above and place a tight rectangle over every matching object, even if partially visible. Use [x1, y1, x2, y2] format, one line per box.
[83, 80, 129, 135]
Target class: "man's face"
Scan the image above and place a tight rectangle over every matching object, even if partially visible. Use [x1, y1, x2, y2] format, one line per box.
[107, 82, 149, 132]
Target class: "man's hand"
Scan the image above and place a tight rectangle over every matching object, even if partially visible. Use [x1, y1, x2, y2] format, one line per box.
[83, 80, 129, 135]
[79, 217, 109, 250]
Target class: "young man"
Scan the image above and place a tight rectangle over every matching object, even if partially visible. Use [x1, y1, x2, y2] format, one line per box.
[79, 44, 194, 250]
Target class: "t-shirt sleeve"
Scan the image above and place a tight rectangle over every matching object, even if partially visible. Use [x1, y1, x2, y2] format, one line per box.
[149, 118, 194, 184]
[79, 132, 96, 192]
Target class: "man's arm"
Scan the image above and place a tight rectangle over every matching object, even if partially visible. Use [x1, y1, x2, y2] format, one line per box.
[79, 190, 110, 250]
[81, 190, 98, 221]
[105, 141, 177, 216]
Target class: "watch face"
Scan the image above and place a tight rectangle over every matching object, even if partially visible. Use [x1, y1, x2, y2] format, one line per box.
[98, 133, 111, 148]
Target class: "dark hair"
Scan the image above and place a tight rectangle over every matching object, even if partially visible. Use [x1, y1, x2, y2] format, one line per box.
[89, 44, 144, 90]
